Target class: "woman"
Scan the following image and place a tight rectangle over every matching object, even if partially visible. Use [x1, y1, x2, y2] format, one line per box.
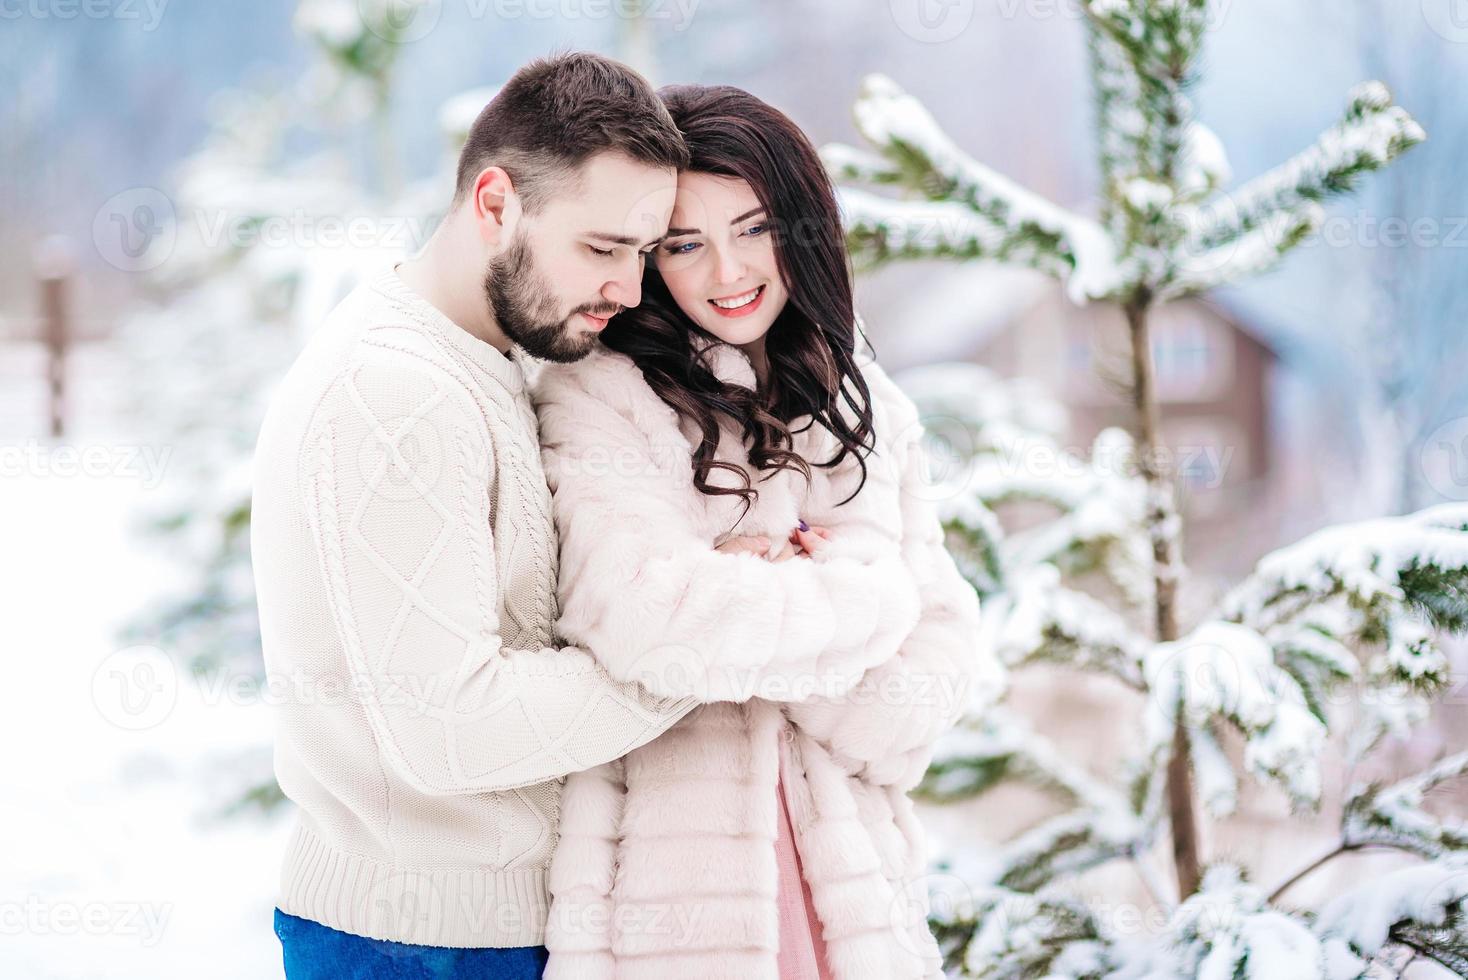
[530, 84, 984, 980]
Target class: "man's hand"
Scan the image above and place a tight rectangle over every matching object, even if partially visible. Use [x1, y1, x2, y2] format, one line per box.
[714, 535, 772, 558]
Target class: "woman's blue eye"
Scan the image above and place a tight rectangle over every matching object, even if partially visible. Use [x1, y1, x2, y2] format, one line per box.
[744, 224, 766, 237]
[664, 241, 700, 255]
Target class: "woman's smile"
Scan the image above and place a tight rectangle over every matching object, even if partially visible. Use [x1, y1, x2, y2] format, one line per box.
[708, 284, 766, 317]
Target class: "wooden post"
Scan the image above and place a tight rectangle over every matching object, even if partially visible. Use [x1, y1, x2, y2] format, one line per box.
[35, 237, 74, 440]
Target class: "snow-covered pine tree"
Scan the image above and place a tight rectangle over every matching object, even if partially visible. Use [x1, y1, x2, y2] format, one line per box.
[119, 0, 451, 814]
[825, 1, 1468, 974]
[899, 383, 1468, 974]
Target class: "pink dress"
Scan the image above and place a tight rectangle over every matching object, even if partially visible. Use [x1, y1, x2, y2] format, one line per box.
[774, 773, 834, 979]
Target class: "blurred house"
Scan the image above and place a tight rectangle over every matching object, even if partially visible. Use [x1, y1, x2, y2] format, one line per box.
[859, 264, 1296, 578]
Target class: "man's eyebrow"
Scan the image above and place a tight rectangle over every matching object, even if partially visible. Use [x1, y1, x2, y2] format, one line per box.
[666, 206, 768, 238]
[584, 232, 667, 249]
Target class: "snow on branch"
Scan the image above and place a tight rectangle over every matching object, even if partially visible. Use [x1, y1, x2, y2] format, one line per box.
[1184, 81, 1426, 254]
[837, 74, 1123, 302]
[819, 142, 901, 186]
[1080, 0, 1208, 208]
[1144, 621, 1327, 808]
[1217, 503, 1468, 691]
[1161, 199, 1323, 300]
[921, 707, 1150, 894]
[891, 365, 1153, 605]
[836, 186, 1017, 267]
[941, 498, 1007, 599]
[982, 563, 1148, 689]
[1169, 864, 1324, 979]
[918, 426, 1156, 608]
[1343, 751, 1468, 860]
[945, 887, 1114, 978]
[1079, 0, 1210, 77]
[1188, 719, 1238, 819]
[922, 706, 1134, 813]
[989, 804, 1148, 893]
[1263, 603, 1360, 726]
[997, 429, 1156, 607]
[1314, 858, 1468, 977]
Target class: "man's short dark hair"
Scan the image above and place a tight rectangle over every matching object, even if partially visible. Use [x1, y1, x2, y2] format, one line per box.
[453, 51, 689, 214]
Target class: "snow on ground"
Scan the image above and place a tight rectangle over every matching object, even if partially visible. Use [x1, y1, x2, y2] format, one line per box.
[0, 354, 292, 978]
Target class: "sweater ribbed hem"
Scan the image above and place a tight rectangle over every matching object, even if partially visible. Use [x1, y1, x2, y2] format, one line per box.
[279, 818, 550, 948]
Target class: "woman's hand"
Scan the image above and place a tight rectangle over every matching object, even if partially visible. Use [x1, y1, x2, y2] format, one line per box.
[715, 523, 831, 562]
[789, 522, 832, 559]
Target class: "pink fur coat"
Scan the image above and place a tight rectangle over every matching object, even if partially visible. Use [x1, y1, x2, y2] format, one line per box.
[528, 335, 984, 979]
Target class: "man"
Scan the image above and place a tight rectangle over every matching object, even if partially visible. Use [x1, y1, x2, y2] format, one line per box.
[250, 51, 696, 978]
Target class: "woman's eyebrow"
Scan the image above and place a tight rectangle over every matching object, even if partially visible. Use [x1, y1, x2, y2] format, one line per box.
[665, 206, 768, 238]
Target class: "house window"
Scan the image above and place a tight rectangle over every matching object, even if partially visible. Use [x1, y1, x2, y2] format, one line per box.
[1153, 315, 1231, 401]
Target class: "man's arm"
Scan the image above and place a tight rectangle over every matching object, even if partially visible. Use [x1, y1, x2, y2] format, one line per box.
[301, 347, 696, 797]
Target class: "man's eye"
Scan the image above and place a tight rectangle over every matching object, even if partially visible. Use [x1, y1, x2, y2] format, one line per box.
[588, 245, 614, 257]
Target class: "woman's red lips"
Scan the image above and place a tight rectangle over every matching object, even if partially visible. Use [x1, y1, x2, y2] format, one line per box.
[708, 284, 766, 319]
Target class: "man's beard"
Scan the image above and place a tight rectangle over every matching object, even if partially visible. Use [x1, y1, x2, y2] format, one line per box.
[483, 233, 619, 364]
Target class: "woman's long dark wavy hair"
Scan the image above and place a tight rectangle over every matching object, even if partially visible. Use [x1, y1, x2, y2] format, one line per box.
[600, 84, 877, 521]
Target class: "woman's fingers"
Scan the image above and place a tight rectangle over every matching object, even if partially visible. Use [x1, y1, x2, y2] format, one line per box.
[714, 528, 830, 562]
[791, 527, 828, 558]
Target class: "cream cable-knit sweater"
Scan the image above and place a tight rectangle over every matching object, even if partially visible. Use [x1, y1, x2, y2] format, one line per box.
[249, 267, 698, 948]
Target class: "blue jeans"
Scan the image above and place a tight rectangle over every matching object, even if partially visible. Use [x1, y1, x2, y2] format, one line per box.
[274, 908, 548, 979]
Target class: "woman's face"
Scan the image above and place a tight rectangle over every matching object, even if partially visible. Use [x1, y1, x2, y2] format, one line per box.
[653, 172, 789, 348]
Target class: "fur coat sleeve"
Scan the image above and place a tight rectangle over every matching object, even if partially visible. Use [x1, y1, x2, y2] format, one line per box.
[531, 347, 923, 704]
[782, 359, 999, 789]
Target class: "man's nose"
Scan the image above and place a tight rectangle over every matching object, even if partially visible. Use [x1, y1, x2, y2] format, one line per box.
[603, 271, 641, 310]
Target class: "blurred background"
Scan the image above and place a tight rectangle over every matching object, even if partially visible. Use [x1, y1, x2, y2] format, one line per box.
[2, 1, 1466, 976]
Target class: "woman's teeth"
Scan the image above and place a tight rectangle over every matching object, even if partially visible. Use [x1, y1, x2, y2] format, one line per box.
[710, 286, 763, 310]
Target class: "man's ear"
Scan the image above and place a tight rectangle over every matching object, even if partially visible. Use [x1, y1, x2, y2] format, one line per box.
[470, 166, 521, 248]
